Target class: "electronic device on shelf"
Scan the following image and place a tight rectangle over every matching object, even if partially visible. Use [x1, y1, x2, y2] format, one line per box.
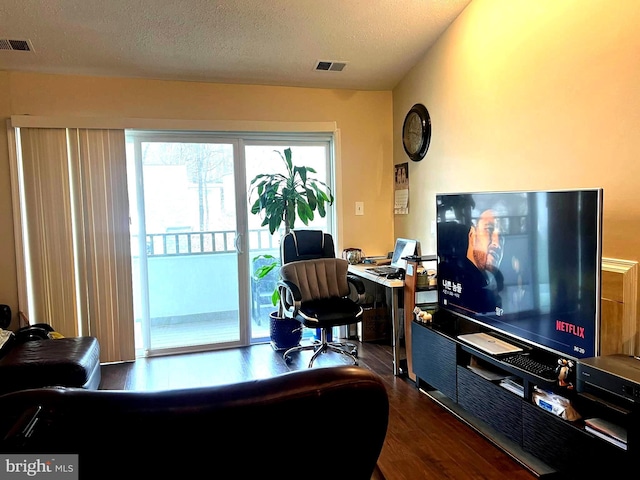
[457, 332, 522, 356]
[367, 238, 418, 276]
[436, 188, 603, 361]
[577, 354, 640, 403]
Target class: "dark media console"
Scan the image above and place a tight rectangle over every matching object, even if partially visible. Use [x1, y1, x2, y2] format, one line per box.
[412, 311, 636, 478]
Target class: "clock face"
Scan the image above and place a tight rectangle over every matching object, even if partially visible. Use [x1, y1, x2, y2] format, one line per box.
[402, 104, 431, 161]
[403, 112, 423, 154]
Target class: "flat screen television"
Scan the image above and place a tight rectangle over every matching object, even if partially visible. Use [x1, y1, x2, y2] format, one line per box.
[436, 188, 603, 360]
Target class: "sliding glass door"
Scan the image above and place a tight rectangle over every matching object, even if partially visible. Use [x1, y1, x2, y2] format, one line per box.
[127, 132, 334, 357]
[127, 133, 246, 356]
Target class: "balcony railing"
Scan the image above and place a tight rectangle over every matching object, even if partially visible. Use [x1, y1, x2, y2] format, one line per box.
[132, 229, 282, 257]
[130, 228, 283, 340]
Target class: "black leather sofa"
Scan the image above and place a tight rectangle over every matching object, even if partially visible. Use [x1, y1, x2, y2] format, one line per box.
[0, 336, 101, 395]
[0, 365, 389, 479]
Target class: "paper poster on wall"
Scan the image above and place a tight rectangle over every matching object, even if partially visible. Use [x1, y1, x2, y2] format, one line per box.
[394, 162, 409, 214]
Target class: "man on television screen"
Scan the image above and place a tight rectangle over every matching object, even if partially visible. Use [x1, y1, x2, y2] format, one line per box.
[439, 208, 505, 314]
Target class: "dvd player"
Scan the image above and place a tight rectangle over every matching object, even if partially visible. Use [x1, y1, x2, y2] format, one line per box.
[577, 354, 640, 403]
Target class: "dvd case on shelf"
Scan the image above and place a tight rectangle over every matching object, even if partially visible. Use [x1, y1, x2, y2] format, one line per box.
[499, 378, 524, 397]
[584, 417, 627, 450]
[585, 425, 627, 450]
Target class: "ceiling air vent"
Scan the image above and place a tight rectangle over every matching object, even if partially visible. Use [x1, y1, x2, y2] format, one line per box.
[314, 60, 347, 72]
[0, 39, 34, 52]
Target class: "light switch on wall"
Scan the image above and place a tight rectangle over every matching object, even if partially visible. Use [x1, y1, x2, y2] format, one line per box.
[355, 202, 364, 216]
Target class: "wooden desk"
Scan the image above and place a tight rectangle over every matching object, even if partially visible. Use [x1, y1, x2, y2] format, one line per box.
[347, 264, 405, 376]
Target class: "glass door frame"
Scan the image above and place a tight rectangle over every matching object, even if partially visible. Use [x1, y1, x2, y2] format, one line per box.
[127, 130, 336, 357]
[127, 131, 249, 357]
[243, 137, 336, 344]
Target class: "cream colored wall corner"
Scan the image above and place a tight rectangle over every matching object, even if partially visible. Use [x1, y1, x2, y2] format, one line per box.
[392, 0, 640, 261]
[392, 0, 640, 334]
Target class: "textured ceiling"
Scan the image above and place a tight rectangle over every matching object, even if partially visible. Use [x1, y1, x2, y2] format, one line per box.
[0, 0, 471, 91]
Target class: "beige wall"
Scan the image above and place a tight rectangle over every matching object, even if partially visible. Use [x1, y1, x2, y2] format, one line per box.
[0, 72, 17, 319]
[393, 0, 640, 343]
[0, 72, 393, 324]
[394, 0, 640, 259]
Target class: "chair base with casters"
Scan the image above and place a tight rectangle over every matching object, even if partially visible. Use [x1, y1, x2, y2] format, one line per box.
[308, 315, 360, 362]
[284, 324, 358, 368]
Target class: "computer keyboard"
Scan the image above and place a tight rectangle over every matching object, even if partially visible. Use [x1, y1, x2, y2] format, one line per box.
[368, 266, 398, 276]
[501, 354, 557, 380]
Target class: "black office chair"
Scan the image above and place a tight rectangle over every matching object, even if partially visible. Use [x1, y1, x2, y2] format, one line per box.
[280, 229, 338, 337]
[280, 229, 338, 342]
[278, 231, 366, 367]
[280, 229, 352, 344]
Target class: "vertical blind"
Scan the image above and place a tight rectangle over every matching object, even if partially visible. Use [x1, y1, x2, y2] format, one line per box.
[17, 127, 135, 363]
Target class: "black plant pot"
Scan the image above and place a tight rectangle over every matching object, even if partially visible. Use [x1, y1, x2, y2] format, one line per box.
[269, 312, 302, 351]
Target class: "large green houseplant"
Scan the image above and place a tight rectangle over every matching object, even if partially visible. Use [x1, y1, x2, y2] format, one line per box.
[248, 147, 334, 349]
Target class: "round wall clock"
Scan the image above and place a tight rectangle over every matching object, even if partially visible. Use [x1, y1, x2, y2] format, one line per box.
[402, 103, 431, 162]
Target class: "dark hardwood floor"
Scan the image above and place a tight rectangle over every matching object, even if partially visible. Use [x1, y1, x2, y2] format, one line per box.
[100, 340, 537, 480]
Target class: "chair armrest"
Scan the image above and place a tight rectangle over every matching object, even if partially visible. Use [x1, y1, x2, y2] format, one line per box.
[277, 279, 302, 318]
[347, 274, 366, 304]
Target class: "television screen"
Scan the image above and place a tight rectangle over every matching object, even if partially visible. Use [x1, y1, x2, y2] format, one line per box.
[436, 189, 602, 360]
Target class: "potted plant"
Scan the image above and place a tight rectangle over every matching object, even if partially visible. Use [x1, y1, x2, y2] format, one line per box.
[249, 147, 334, 349]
